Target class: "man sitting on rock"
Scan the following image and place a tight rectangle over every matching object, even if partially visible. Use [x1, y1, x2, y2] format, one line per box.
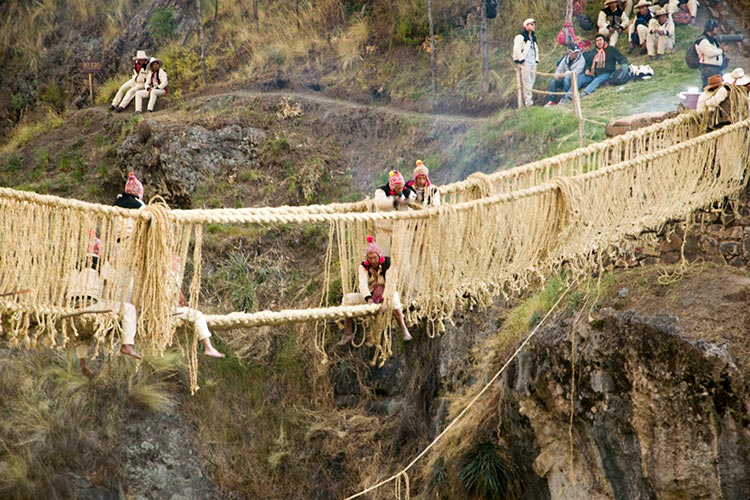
[598, 0, 630, 47]
[111, 50, 149, 112]
[135, 57, 169, 114]
[338, 236, 411, 346]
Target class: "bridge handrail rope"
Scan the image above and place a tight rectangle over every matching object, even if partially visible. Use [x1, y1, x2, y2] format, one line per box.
[0, 111, 746, 393]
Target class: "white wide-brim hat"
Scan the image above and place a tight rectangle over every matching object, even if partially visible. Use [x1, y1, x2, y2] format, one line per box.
[147, 56, 163, 68]
[134, 50, 148, 60]
[722, 68, 750, 86]
[523, 18, 536, 28]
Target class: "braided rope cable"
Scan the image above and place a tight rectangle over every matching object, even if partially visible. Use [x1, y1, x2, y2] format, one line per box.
[203, 303, 381, 329]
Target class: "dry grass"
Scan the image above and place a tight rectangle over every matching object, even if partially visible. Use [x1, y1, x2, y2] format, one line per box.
[0, 346, 181, 497]
[336, 18, 369, 70]
[0, 109, 64, 156]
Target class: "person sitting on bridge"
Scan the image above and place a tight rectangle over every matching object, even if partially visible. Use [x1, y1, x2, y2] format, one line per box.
[697, 74, 731, 131]
[170, 256, 224, 358]
[405, 160, 441, 207]
[373, 169, 415, 254]
[135, 57, 169, 114]
[111, 50, 149, 112]
[579, 33, 629, 97]
[338, 236, 411, 346]
[646, 7, 675, 60]
[67, 233, 141, 377]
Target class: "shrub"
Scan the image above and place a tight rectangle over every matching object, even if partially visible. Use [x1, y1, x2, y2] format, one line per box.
[457, 442, 521, 499]
[149, 7, 177, 41]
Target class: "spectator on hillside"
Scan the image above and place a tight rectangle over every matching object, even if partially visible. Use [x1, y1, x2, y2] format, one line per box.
[111, 50, 149, 113]
[373, 170, 415, 255]
[135, 57, 169, 114]
[579, 34, 629, 97]
[512, 18, 540, 108]
[68, 234, 141, 378]
[337, 236, 411, 346]
[545, 45, 586, 107]
[405, 160, 441, 207]
[627, 0, 653, 54]
[646, 7, 675, 60]
[668, 0, 697, 26]
[696, 19, 728, 88]
[598, 0, 630, 47]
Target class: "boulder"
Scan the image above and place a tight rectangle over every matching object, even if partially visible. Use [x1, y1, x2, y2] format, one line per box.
[605, 111, 677, 137]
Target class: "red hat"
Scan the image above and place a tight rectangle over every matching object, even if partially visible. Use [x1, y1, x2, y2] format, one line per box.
[388, 170, 405, 190]
[365, 235, 385, 263]
[124, 172, 144, 198]
[414, 160, 430, 184]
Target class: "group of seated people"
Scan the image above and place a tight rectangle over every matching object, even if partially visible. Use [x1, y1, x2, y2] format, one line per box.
[69, 173, 222, 378]
[545, 0, 695, 105]
[337, 160, 440, 346]
[109, 49, 169, 114]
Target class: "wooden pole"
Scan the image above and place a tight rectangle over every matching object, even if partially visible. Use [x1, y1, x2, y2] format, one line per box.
[480, 0, 489, 94]
[571, 73, 584, 147]
[516, 66, 523, 110]
[88, 74, 93, 102]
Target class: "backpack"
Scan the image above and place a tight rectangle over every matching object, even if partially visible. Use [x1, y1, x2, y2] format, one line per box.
[578, 14, 594, 31]
[556, 22, 578, 47]
[608, 66, 633, 85]
[685, 37, 704, 69]
[486, 0, 498, 19]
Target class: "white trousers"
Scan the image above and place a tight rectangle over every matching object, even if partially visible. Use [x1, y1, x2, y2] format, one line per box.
[135, 88, 166, 112]
[599, 27, 621, 47]
[175, 306, 212, 341]
[646, 32, 674, 56]
[75, 300, 137, 358]
[521, 63, 537, 108]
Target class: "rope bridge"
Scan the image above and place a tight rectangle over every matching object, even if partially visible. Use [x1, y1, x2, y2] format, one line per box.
[0, 110, 747, 391]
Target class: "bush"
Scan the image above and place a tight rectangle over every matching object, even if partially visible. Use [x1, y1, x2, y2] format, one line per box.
[149, 7, 177, 41]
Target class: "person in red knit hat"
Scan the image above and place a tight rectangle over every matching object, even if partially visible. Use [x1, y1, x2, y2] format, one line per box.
[372, 169, 416, 255]
[338, 236, 411, 346]
[405, 160, 441, 207]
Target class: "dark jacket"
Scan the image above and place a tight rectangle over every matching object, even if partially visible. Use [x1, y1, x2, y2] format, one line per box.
[589, 45, 628, 77]
[113, 192, 145, 209]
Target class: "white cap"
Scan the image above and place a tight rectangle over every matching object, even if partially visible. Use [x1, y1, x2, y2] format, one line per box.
[523, 18, 536, 28]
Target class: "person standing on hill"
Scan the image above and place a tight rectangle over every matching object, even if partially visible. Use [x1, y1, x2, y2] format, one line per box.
[135, 57, 169, 113]
[111, 50, 149, 112]
[696, 19, 728, 88]
[512, 18, 540, 108]
[598, 0, 630, 47]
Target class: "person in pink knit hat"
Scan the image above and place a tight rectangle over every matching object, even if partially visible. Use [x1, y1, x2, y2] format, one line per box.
[114, 171, 146, 209]
[405, 160, 441, 207]
[338, 236, 411, 346]
[372, 169, 415, 254]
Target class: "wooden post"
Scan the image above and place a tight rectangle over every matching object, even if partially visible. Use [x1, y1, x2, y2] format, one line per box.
[480, 0, 489, 94]
[88, 74, 93, 101]
[516, 66, 523, 110]
[81, 59, 101, 105]
[571, 72, 584, 147]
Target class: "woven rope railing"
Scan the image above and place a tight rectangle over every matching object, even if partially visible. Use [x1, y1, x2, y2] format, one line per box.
[0, 113, 747, 391]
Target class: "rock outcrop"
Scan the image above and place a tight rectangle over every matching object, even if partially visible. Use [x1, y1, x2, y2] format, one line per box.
[500, 308, 750, 499]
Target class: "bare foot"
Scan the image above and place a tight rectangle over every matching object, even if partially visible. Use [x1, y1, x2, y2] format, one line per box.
[120, 344, 142, 360]
[80, 360, 94, 379]
[337, 332, 354, 346]
[204, 346, 225, 358]
[402, 330, 412, 341]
